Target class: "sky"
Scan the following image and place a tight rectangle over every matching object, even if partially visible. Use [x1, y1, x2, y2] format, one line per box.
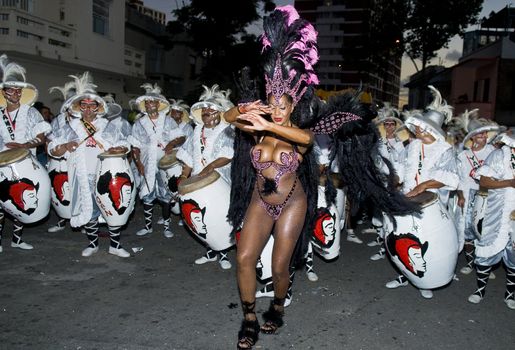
[144, 0, 514, 83]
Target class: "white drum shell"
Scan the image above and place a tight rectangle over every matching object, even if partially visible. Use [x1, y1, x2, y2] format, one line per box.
[158, 160, 182, 196]
[472, 192, 488, 239]
[180, 176, 234, 251]
[311, 185, 341, 260]
[0, 154, 51, 224]
[94, 154, 136, 227]
[385, 198, 458, 289]
[47, 156, 71, 219]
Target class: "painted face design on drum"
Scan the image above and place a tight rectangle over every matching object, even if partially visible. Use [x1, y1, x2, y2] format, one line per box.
[181, 199, 207, 238]
[0, 178, 39, 214]
[386, 233, 429, 277]
[97, 171, 134, 215]
[313, 208, 336, 248]
[49, 170, 70, 206]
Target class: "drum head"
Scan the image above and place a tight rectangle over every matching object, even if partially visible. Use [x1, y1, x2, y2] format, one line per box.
[409, 191, 437, 208]
[158, 151, 178, 170]
[98, 149, 129, 159]
[0, 149, 30, 166]
[477, 189, 488, 197]
[178, 171, 220, 195]
[511, 210, 515, 221]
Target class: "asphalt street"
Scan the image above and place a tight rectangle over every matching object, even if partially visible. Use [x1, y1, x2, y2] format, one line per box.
[0, 206, 514, 350]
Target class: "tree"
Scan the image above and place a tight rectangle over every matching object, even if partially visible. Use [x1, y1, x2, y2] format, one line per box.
[404, 0, 483, 72]
[167, 0, 275, 98]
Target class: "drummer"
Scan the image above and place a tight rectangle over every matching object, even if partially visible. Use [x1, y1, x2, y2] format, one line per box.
[46, 79, 76, 233]
[384, 86, 459, 299]
[129, 84, 185, 239]
[0, 55, 51, 251]
[48, 72, 131, 258]
[467, 132, 515, 310]
[455, 110, 502, 275]
[368, 104, 406, 260]
[176, 84, 235, 270]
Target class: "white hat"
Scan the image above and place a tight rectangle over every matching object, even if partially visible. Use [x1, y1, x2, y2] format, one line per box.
[457, 109, 505, 149]
[67, 72, 108, 118]
[103, 94, 122, 120]
[49, 80, 77, 114]
[373, 103, 404, 139]
[190, 84, 234, 125]
[0, 54, 38, 106]
[405, 86, 453, 141]
[498, 132, 515, 148]
[135, 83, 169, 113]
[169, 98, 191, 123]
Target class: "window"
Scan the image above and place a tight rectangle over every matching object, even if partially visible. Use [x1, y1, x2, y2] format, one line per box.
[93, 0, 110, 36]
[0, 27, 8, 34]
[16, 29, 41, 40]
[124, 59, 132, 66]
[49, 38, 70, 48]
[0, 13, 9, 20]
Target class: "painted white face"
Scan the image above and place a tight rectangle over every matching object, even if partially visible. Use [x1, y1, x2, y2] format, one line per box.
[22, 189, 38, 209]
[62, 182, 70, 201]
[322, 218, 335, 242]
[408, 246, 427, 273]
[191, 210, 207, 234]
[120, 184, 132, 208]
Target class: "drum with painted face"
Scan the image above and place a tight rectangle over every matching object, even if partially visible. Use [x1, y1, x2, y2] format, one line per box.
[472, 189, 489, 240]
[158, 150, 182, 197]
[0, 149, 51, 223]
[311, 174, 342, 260]
[178, 171, 234, 251]
[94, 150, 136, 227]
[47, 156, 71, 219]
[384, 191, 458, 289]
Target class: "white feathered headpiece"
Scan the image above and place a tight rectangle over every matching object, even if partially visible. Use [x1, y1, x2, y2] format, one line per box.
[456, 108, 505, 148]
[49, 80, 77, 114]
[190, 84, 233, 125]
[0, 54, 38, 106]
[135, 83, 169, 113]
[169, 98, 191, 123]
[66, 72, 107, 118]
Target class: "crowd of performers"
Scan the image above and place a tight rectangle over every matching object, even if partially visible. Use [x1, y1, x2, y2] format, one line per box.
[1, 5, 515, 349]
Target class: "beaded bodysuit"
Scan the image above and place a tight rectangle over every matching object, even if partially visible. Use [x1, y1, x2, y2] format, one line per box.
[250, 146, 300, 220]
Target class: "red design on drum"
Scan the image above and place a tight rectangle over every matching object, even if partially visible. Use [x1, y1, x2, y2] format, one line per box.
[181, 198, 207, 239]
[0, 178, 39, 215]
[386, 233, 429, 277]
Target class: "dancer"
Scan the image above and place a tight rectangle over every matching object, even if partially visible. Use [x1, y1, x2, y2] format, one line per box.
[129, 84, 185, 239]
[48, 72, 131, 257]
[467, 132, 515, 309]
[0, 54, 51, 251]
[176, 84, 235, 269]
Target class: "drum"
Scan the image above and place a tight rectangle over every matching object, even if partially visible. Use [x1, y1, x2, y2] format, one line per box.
[94, 150, 136, 227]
[311, 176, 341, 260]
[385, 191, 458, 289]
[0, 149, 51, 223]
[510, 210, 515, 244]
[47, 156, 71, 219]
[158, 151, 182, 196]
[472, 189, 488, 239]
[178, 171, 234, 251]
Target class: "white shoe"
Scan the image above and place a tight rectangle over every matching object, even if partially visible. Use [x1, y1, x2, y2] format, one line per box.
[256, 289, 274, 298]
[347, 234, 363, 244]
[48, 225, 65, 233]
[357, 219, 364, 225]
[136, 228, 153, 236]
[0, 246, 3, 253]
[505, 298, 515, 310]
[386, 276, 408, 289]
[468, 294, 482, 304]
[419, 289, 433, 299]
[489, 271, 496, 280]
[178, 219, 184, 226]
[109, 246, 130, 258]
[284, 297, 292, 307]
[81, 228, 86, 234]
[11, 241, 33, 250]
[306, 271, 319, 282]
[82, 246, 99, 257]
[219, 259, 232, 270]
[157, 218, 165, 225]
[195, 255, 217, 265]
[163, 229, 174, 238]
[460, 266, 473, 274]
[370, 249, 386, 261]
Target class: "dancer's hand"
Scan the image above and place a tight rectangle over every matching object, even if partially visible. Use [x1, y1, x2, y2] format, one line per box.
[238, 100, 271, 115]
[237, 112, 271, 131]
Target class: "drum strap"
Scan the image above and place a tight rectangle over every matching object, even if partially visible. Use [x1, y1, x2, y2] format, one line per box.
[465, 150, 483, 178]
[511, 148, 515, 177]
[200, 126, 207, 166]
[80, 119, 104, 150]
[415, 144, 425, 186]
[1, 107, 19, 141]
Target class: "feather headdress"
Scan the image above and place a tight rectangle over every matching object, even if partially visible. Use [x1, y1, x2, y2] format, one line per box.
[135, 82, 169, 113]
[103, 94, 122, 120]
[190, 84, 233, 125]
[49, 80, 77, 114]
[0, 54, 38, 106]
[169, 98, 191, 123]
[456, 108, 505, 148]
[67, 72, 107, 118]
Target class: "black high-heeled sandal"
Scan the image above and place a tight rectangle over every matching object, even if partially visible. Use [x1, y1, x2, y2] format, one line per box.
[237, 301, 260, 349]
[260, 297, 285, 334]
